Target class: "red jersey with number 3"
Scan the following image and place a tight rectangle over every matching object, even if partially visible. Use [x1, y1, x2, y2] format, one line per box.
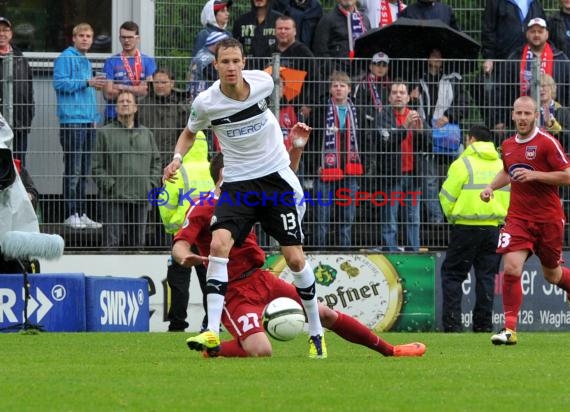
[173, 195, 266, 281]
[501, 128, 570, 222]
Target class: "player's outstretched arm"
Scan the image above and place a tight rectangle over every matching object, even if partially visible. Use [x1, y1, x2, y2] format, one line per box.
[172, 240, 208, 268]
[162, 127, 196, 183]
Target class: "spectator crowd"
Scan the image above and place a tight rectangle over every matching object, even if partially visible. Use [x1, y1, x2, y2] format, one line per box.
[2, 0, 570, 252]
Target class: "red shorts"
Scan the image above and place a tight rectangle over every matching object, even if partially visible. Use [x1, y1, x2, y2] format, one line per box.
[497, 216, 565, 268]
[222, 269, 302, 340]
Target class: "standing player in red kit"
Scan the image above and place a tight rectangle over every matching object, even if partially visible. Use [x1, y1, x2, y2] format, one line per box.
[480, 96, 570, 345]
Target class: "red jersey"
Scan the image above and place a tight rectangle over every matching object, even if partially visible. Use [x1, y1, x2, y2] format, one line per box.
[393, 108, 414, 173]
[173, 195, 266, 282]
[501, 128, 570, 221]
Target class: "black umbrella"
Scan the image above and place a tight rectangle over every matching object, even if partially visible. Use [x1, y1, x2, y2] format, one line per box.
[354, 18, 481, 60]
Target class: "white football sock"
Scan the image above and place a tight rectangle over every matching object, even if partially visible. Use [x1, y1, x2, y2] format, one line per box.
[205, 255, 229, 334]
[291, 261, 323, 336]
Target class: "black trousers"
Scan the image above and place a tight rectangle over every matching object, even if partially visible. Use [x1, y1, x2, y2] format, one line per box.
[167, 244, 207, 331]
[441, 225, 501, 332]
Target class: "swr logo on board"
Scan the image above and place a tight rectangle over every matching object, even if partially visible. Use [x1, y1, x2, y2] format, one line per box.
[100, 289, 143, 326]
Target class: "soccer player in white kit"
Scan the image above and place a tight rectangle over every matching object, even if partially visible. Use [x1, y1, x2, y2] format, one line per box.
[163, 38, 325, 358]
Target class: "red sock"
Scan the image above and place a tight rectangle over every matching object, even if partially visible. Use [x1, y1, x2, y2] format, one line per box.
[218, 339, 249, 357]
[503, 274, 522, 331]
[556, 267, 570, 292]
[329, 311, 394, 356]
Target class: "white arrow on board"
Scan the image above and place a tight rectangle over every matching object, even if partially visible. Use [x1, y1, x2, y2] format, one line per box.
[36, 288, 53, 322]
[127, 291, 139, 326]
[24, 287, 53, 322]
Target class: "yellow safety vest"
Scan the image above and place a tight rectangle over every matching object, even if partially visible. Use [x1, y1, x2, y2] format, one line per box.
[159, 131, 214, 234]
[439, 141, 510, 226]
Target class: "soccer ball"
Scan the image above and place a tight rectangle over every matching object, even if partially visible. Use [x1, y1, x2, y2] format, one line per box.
[262, 297, 306, 341]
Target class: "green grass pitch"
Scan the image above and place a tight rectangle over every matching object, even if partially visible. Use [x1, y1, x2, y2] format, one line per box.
[2, 332, 569, 411]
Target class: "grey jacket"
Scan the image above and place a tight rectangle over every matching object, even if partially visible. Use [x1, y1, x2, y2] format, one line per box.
[93, 121, 161, 201]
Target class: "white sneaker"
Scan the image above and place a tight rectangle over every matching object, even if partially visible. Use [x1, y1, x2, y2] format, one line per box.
[491, 328, 517, 345]
[79, 213, 102, 229]
[64, 213, 86, 229]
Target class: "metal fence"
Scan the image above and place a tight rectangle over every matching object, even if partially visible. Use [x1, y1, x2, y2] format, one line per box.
[5, 53, 570, 252]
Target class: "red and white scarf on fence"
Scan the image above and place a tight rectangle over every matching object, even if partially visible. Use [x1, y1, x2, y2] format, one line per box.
[520, 43, 554, 96]
[321, 98, 363, 181]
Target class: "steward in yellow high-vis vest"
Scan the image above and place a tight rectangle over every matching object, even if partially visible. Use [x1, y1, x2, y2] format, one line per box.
[159, 131, 214, 234]
[439, 134, 510, 226]
[438, 125, 510, 333]
[159, 131, 213, 332]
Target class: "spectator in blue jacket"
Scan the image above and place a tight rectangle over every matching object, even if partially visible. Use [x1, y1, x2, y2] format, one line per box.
[53, 22, 105, 230]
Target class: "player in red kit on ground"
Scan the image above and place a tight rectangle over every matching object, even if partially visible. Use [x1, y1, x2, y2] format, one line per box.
[172, 151, 426, 358]
[480, 96, 570, 345]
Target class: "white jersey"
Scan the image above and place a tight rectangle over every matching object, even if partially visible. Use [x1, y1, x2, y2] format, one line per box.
[187, 70, 290, 182]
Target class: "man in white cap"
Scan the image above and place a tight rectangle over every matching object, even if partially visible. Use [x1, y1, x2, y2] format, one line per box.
[353, 52, 391, 126]
[496, 17, 570, 131]
[481, 0, 544, 74]
[477, 0, 544, 135]
[352, 51, 391, 242]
